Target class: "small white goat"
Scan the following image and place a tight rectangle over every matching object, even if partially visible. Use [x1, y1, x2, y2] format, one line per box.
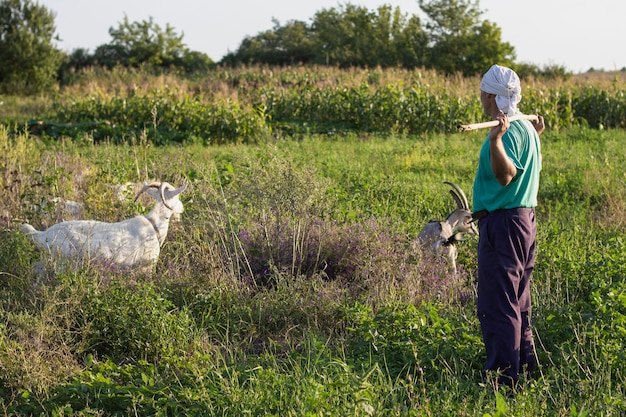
[49, 198, 85, 219]
[19, 181, 188, 275]
[414, 181, 477, 274]
[106, 181, 137, 202]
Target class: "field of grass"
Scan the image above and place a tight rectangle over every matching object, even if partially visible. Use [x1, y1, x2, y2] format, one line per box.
[1, 68, 626, 415]
[1, 124, 625, 415]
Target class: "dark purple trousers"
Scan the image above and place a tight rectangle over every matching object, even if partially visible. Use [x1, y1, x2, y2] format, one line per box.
[477, 208, 537, 387]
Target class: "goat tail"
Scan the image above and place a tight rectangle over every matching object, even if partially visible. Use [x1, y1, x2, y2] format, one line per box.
[19, 223, 38, 236]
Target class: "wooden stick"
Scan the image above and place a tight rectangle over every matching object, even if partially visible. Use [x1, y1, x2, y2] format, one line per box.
[458, 114, 539, 131]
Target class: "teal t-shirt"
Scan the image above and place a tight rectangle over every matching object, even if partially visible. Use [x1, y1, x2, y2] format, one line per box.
[472, 119, 541, 212]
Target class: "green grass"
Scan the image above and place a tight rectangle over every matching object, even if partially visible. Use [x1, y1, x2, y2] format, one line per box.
[1, 124, 625, 415]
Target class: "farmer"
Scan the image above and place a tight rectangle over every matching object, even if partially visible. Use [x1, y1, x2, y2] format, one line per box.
[471, 64, 545, 390]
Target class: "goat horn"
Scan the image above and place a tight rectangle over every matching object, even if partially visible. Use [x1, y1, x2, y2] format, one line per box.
[169, 181, 188, 198]
[444, 181, 470, 210]
[134, 182, 161, 202]
[159, 182, 174, 210]
[162, 181, 189, 207]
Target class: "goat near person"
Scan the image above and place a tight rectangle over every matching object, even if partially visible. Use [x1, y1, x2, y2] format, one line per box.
[414, 181, 477, 274]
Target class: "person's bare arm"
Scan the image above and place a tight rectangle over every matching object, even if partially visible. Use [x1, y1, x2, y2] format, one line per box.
[489, 113, 517, 186]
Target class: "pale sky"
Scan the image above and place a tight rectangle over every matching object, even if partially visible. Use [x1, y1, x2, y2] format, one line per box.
[40, 0, 624, 73]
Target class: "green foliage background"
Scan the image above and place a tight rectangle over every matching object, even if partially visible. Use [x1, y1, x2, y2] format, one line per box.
[0, 0, 63, 94]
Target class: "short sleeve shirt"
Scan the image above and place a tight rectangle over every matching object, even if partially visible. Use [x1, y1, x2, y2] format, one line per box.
[472, 119, 542, 212]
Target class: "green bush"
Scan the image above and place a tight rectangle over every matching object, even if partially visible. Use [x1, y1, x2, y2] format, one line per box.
[75, 281, 195, 362]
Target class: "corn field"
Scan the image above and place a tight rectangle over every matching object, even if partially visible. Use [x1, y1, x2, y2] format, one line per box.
[6, 66, 626, 145]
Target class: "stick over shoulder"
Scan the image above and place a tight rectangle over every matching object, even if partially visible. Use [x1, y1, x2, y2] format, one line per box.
[458, 114, 539, 131]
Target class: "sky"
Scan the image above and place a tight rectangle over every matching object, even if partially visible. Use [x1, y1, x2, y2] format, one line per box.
[40, 0, 625, 74]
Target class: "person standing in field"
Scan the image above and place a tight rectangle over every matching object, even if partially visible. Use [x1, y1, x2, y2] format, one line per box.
[471, 64, 545, 391]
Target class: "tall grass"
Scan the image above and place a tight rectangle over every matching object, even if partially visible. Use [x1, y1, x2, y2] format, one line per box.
[1, 120, 626, 414]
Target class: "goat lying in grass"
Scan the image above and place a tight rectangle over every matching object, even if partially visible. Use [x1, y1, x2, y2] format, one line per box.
[414, 181, 477, 274]
[19, 181, 188, 275]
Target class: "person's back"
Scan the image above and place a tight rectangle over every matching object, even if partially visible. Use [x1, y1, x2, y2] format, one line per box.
[473, 119, 541, 213]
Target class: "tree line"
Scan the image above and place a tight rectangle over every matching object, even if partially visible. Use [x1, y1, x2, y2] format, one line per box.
[0, 0, 569, 95]
[223, 0, 514, 76]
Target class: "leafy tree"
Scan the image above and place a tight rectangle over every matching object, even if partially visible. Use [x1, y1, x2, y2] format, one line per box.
[313, 4, 426, 68]
[312, 4, 374, 67]
[222, 19, 315, 66]
[64, 48, 95, 70]
[0, 0, 63, 93]
[93, 15, 185, 68]
[91, 15, 212, 72]
[418, 0, 514, 75]
[466, 21, 515, 74]
[57, 47, 96, 85]
[418, 0, 481, 40]
[178, 50, 215, 74]
[383, 7, 428, 68]
[394, 13, 428, 68]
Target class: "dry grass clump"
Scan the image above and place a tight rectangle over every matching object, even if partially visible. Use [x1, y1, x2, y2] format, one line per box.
[0, 126, 95, 227]
[595, 179, 626, 232]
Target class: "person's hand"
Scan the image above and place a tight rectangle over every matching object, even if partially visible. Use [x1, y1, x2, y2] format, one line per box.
[489, 111, 509, 141]
[532, 115, 545, 135]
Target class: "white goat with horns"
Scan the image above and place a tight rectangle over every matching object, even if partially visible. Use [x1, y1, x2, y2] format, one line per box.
[414, 181, 478, 274]
[19, 181, 188, 275]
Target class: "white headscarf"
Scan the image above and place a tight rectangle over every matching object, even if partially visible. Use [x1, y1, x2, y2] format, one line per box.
[480, 64, 522, 115]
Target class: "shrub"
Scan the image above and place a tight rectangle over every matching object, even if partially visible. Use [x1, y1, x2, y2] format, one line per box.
[237, 217, 401, 284]
[75, 281, 195, 362]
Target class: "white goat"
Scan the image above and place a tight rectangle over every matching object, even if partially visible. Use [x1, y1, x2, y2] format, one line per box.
[414, 181, 477, 274]
[19, 181, 188, 275]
